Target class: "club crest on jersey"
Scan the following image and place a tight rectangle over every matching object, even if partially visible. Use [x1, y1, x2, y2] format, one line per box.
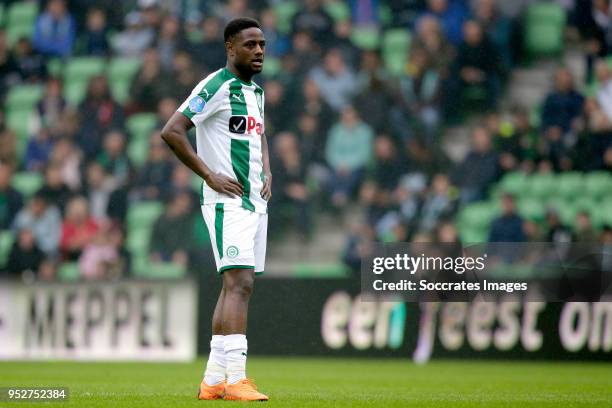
[189, 95, 205, 113]
[229, 115, 263, 135]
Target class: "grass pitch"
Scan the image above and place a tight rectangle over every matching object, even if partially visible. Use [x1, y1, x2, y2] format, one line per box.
[0, 358, 610, 407]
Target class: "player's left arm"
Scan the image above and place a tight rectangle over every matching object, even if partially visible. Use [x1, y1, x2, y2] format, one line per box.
[260, 133, 272, 201]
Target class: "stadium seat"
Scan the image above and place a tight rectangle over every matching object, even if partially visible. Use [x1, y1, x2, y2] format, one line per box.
[126, 226, 152, 255]
[324, 1, 350, 22]
[351, 27, 380, 50]
[134, 262, 187, 279]
[458, 225, 489, 244]
[0, 4, 5, 28]
[127, 138, 149, 167]
[109, 78, 132, 104]
[552, 200, 576, 226]
[47, 58, 63, 77]
[262, 56, 281, 79]
[556, 172, 583, 199]
[598, 198, 612, 227]
[498, 171, 527, 196]
[107, 57, 141, 82]
[126, 113, 158, 141]
[524, 3, 566, 57]
[584, 171, 612, 199]
[517, 197, 545, 222]
[0, 230, 14, 267]
[127, 201, 164, 230]
[6, 22, 33, 46]
[5, 109, 33, 139]
[526, 173, 556, 199]
[7, 2, 38, 26]
[11, 172, 43, 198]
[5, 84, 43, 111]
[63, 81, 89, 107]
[57, 262, 80, 281]
[293, 262, 350, 278]
[273, 1, 299, 35]
[382, 29, 411, 76]
[458, 201, 498, 232]
[64, 57, 106, 80]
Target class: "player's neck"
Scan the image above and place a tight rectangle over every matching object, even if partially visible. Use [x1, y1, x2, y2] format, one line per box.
[226, 64, 253, 84]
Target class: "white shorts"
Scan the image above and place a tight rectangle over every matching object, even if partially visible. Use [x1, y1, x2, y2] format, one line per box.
[201, 203, 267, 275]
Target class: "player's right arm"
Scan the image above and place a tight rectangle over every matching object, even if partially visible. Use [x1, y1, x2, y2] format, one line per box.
[160, 112, 243, 197]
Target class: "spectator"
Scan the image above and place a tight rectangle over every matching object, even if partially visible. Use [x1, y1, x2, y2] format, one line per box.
[168, 51, 199, 102]
[24, 128, 54, 172]
[354, 51, 393, 132]
[309, 48, 357, 111]
[472, 0, 513, 70]
[83, 162, 114, 222]
[370, 134, 404, 193]
[190, 16, 226, 73]
[420, 0, 468, 46]
[489, 193, 525, 242]
[49, 137, 83, 191]
[419, 173, 456, 232]
[271, 132, 312, 239]
[291, 0, 335, 47]
[13, 38, 47, 82]
[0, 129, 18, 169]
[298, 79, 335, 135]
[260, 7, 290, 58]
[167, 165, 199, 206]
[150, 190, 196, 268]
[38, 163, 73, 215]
[393, 48, 442, 144]
[333, 20, 362, 68]
[30, 77, 67, 137]
[295, 112, 326, 166]
[545, 207, 573, 244]
[13, 193, 62, 257]
[290, 31, 321, 82]
[453, 127, 499, 203]
[0, 30, 19, 99]
[0, 163, 23, 230]
[156, 97, 179, 128]
[111, 11, 155, 57]
[410, 15, 454, 77]
[585, 60, 612, 132]
[32, 0, 76, 57]
[349, 0, 380, 27]
[447, 20, 502, 117]
[575, 211, 597, 242]
[129, 48, 171, 112]
[4, 228, 50, 280]
[325, 106, 374, 208]
[77, 76, 125, 159]
[60, 196, 99, 260]
[156, 15, 187, 69]
[96, 130, 133, 188]
[78, 7, 110, 56]
[135, 131, 174, 201]
[79, 222, 126, 279]
[263, 80, 290, 133]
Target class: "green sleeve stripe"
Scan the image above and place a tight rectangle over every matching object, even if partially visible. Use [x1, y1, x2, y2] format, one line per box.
[181, 69, 230, 118]
[230, 139, 255, 212]
[254, 86, 264, 117]
[218, 265, 255, 274]
[214, 203, 224, 259]
[229, 80, 248, 115]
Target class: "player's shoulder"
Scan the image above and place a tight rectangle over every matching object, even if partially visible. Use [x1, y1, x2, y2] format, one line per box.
[194, 68, 235, 102]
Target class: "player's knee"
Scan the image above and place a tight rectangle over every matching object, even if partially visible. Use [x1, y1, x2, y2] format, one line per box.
[226, 273, 254, 298]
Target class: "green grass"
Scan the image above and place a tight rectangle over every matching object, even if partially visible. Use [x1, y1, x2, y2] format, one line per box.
[0, 358, 611, 407]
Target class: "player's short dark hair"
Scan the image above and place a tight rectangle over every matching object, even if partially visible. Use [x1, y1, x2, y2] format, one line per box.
[224, 17, 261, 42]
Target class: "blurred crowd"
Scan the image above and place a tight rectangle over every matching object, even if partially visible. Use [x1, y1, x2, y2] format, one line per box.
[0, 0, 611, 280]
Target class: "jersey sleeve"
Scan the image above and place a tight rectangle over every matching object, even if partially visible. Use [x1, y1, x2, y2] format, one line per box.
[178, 76, 227, 126]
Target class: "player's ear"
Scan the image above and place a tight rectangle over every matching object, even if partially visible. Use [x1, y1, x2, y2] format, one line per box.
[225, 40, 234, 56]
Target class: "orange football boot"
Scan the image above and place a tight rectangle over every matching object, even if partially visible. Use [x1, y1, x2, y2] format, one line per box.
[197, 380, 226, 400]
[224, 378, 269, 401]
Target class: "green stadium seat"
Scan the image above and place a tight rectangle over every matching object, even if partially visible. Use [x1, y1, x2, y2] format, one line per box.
[551, 200, 576, 226]
[5, 84, 43, 110]
[126, 226, 152, 255]
[293, 263, 350, 278]
[351, 27, 381, 50]
[524, 3, 566, 57]
[109, 78, 132, 104]
[498, 171, 528, 196]
[7, 2, 38, 26]
[324, 1, 351, 22]
[556, 172, 583, 199]
[458, 201, 498, 231]
[63, 81, 89, 107]
[273, 1, 299, 35]
[598, 198, 612, 227]
[127, 138, 149, 167]
[0, 230, 14, 267]
[262, 56, 281, 79]
[526, 173, 556, 199]
[0, 4, 5, 28]
[458, 225, 489, 244]
[382, 29, 411, 76]
[5, 109, 32, 139]
[126, 113, 158, 140]
[107, 57, 141, 81]
[134, 262, 187, 279]
[57, 262, 80, 281]
[11, 172, 44, 198]
[6, 22, 34, 46]
[584, 171, 612, 199]
[64, 57, 106, 80]
[127, 201, 164, 230]
[517, 197, 545, 222]
[47, 58, 63, 77]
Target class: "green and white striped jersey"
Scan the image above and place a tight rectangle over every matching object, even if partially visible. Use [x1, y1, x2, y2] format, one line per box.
[178, 67, 267, 214]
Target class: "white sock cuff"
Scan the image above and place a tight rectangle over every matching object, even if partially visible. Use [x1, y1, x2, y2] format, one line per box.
[224, 334, 247, 352]
[210, 335, 224, 350]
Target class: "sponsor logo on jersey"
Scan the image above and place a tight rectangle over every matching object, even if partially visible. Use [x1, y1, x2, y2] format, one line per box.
[229, 115, 263, 136]
[189, 95, 205, 113]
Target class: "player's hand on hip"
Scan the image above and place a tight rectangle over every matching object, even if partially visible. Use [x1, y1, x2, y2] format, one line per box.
[261, 172, 272, 201]
[206, 173, 243, 197]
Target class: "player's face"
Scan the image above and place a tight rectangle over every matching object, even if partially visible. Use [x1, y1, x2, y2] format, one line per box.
[229, 27, 266, 74]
